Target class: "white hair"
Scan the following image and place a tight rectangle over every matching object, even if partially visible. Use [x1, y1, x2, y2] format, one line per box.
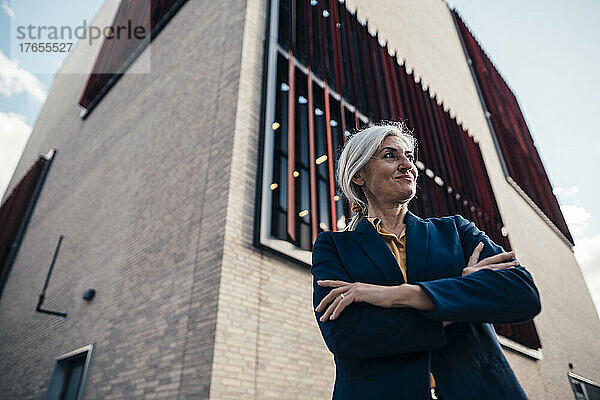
[336, 121, 417, 231]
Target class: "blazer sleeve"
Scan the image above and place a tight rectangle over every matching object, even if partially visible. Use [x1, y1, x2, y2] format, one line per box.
[312, 231, 446, 360]
[416, 215, 542, 324]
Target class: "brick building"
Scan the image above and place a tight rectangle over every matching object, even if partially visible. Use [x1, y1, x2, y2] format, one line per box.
[1, 0, 599, 398]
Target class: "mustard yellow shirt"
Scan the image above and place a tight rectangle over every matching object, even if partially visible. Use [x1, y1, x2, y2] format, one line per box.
[367, 217, 407, 282]
[367, 217, 437, 390]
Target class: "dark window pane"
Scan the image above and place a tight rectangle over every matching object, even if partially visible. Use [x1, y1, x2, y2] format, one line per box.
[295, 69, 310, 168]
[318, 178, 331, 232]
[310, 4, 322, 76]
[295, 0, 307, 60]
[278, 0, 291, 49]
[299, 222, 311, 250]
[324, 1, 336, 89]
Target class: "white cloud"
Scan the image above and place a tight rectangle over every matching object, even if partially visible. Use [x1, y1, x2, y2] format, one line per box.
[554, 185, 579, 203]
[1, 1, 15, 18]
[575, 234, 600, 267]
[574, 234, 600, 313]
[558, 199, 600, 314]
[0, 50, 47, 102]
[560, 204, 591, 238]
[0, 111, 32, 199]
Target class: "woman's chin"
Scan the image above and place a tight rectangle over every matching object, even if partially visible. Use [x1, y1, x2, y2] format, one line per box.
[393, 191, 416, 204]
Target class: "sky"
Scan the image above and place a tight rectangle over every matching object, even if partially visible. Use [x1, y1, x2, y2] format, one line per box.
[445, 0, 600, 314]
[0, 0, 105, 194]
[1, 1, 599, 312]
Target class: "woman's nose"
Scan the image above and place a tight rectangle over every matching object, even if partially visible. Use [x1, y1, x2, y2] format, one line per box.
[397, 155, 412, 169]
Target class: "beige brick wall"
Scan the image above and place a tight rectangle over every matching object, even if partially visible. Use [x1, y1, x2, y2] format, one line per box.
[214, 0, 600, 399]
[0, 0, 247, 398]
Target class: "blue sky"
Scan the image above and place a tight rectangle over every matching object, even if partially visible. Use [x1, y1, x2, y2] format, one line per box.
[0, 0, 105, 198]
[1, 0, 599, 312]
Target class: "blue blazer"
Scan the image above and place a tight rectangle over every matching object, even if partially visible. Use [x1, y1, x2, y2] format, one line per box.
[311, 211, 541, 400]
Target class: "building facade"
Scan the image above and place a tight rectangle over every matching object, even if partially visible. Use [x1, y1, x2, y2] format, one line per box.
[1, 0, 599, 399]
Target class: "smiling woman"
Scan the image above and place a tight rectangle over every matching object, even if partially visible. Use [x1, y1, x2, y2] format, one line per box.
[336, 123, 418, 232]
[311, 122, 541, 400]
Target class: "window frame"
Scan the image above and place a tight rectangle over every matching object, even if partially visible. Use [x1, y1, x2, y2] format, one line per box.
[255, 0, 543, 356]
[45, 344, 95, 400]
[568, 372, 600, 400]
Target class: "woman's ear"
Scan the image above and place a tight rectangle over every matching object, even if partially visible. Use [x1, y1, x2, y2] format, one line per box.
[351, 170, 365, 186]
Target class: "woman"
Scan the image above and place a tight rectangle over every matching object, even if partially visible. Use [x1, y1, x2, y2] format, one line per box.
[311, 123, 541, 400]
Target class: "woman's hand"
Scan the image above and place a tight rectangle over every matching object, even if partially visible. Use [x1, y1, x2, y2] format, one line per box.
[315, 281, 397, 321]
[462, 242, 520, 276]
[315, 281, 435, 321]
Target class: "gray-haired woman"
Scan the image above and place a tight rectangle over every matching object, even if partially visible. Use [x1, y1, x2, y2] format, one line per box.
[311, 122, 540, 400]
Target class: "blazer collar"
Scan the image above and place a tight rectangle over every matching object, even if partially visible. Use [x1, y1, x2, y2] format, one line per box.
[354, 211, 429, 284]
[355, 209, 416, 234]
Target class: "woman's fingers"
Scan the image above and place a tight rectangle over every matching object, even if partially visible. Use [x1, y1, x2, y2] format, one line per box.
[320, 295, 342, 321]
[467, 242, 484, 267]
[316, 286, 349, 312]
[488, 260, 520, 269]
[317, 279, 350, 288]
[478, 250, 515, 266]
[468, 243, 517, 269]
[463, 260, 520, 276]
[316, 281, 358, 321]
[329, 292, 355, 320]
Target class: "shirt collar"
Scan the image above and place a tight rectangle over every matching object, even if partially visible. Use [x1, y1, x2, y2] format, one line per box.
[366, 217, 406, 240]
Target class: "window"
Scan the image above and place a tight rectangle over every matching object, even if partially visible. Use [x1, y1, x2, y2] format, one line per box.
[0, 150, 55, 299]
[569, 373, 600, 400]
[79, 0, 189, 116]
[452, 10, 574, 246]
[256, 0, 541, 351]
[45, 344, 95, 400]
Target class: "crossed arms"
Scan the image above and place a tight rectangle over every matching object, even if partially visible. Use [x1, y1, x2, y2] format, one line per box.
[311, 215, 541, 360]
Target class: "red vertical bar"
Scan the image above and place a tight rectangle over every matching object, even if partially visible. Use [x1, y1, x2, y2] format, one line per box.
[287, 53, 297, 242]
[380, 45, 398, 119]
[411, 79, 434, 168]
[465, 137, 487, 211]
[388, 50, 404, 120]
[428, 95, 454, 181]
[339, 102, 347, 143]
[435, 102, 461, 189]
[392, 55, 406, 121]
[344, 9, 360, 107]
[454, 122, 475, 205]
[363, 26, 382, 120]
[307, 70, 319, 242]
[420, 88, 450, 180]
[355, 23, 371, 118]
[397, 62, 414, 125]
[324, 84, 338, 232]
[406, 71, 433, 166]
[371, 33, 389, 119]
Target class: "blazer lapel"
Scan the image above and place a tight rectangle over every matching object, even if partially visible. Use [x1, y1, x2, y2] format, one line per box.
[405, 211, 430, 283]
[353, 217, 406, 285]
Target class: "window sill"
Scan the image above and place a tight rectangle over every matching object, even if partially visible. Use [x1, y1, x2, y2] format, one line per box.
[497, 334, 543, 360]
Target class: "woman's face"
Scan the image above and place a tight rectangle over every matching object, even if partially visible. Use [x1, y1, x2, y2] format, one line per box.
[352, 135, 418, 206]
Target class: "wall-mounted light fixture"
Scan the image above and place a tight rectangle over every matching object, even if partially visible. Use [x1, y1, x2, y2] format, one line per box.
[82, 289, 96, 301]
